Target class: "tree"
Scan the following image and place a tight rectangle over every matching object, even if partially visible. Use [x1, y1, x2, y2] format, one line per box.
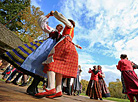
[80, 79, 89, 93]
[15, 5, 44, 43]
[108, 79, 127, 99]
[0, 0, 30, 31]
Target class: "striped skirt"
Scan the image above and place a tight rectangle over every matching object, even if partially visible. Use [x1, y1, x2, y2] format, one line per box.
[86, 80, 102, 99]
[98, 78, 110, 97]
[121, 70, 138, 95]
[1, 38, 56, 78]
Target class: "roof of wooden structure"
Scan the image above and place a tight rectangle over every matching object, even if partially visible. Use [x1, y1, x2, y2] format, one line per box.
[0, 23, 24, 53]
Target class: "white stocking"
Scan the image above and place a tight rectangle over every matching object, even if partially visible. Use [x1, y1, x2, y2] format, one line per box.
[56, 73, 62, 93]
[47, 71, 55, 90]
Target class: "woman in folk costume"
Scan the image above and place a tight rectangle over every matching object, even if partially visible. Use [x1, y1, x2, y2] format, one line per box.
[86, 66, 102, 100]
[35, 11, 81, 98]
[1, 11, 63, 96]
[117, 54, 138, 102]
[98, 65, 110, 97]
[73, 65, 82, 96]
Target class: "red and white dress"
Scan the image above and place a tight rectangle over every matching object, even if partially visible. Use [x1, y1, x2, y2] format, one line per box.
[117, 59, 138, 95]
[42, 23, 78, 78]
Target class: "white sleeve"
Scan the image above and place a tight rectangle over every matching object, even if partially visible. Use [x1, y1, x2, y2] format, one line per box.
[70, 78, 74, 85]
[53, 11, 73, 28]
[79, 76, 81, 82]
[63, 18, 73, 28]
[102, 73, 105, 78]
[38, 15, 55, 33]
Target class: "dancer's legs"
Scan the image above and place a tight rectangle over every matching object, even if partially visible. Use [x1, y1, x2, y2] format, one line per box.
[20, 74, 28, 86]
[134, 94, 138, 102]
[12, 72, 23, 85]
[41, 73, 62, 98]
[27, 75, 43, 95]
[47, 71, 55, 90]
[55, 73, 62, 93]
[35, 71, 62, 98]
[127, 94, 134, 102]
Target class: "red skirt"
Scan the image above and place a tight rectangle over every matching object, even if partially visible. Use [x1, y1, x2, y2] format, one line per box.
[98, 78, 110, 97]
[121, 70, 138, 95]
[86, 80, 102, 99]
[43, 36, 78, 78]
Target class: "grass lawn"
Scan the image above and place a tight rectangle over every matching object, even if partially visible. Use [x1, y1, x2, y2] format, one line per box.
[0, 79, 5, 82]
[103, 97, 130, 102]
[80, 93, 130, 102]
[80, 93, 87, 96]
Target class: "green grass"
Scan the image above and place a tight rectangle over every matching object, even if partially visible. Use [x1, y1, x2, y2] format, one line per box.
[80, 93, 87, 96]
[103, 97, 130, 102]
[80, 93, 130, 102]
[0, 79, 5, 82]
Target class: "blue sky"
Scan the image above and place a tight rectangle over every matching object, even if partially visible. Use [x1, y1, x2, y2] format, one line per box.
[31, 0, 138, 85]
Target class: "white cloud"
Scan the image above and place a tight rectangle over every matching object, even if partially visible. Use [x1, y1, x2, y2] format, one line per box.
[60, 0, 138, 52]
[114, 36, 138, 63]
[78, 52, 96, 65]
[102, 65, 120, 76]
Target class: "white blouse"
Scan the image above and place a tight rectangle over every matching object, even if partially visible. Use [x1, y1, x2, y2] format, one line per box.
[38, 15, 57, 33]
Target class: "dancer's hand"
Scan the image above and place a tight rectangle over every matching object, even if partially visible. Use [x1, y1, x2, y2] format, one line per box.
[75, 44, 82, 49]
[46, 11, 54, 18]
[50, 11, 54, 16]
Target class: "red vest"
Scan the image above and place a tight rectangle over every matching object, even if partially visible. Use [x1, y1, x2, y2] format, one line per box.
[62, 26, 74, 39]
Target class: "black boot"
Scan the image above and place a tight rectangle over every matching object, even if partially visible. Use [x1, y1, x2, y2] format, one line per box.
[100, 98, 103, 100]
[26, 75, 43, 96]
[27, 85, 37, 96]
[11, 80, 18, 85]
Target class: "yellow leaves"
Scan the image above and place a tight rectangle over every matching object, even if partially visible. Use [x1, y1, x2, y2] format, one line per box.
[80, 79, 89, 92]
[108, 80, 126, 98]
[14, 5, 44, 43]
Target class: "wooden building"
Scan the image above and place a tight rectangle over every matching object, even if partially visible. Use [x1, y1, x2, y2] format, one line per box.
[0, 23, 24, 69]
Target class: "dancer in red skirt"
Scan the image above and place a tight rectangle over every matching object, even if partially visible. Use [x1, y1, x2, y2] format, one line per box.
[117, 54, 138, 102]
[35, 11, 79, 98]
[86, 66, 103, 100]
[98, 65, 110, 97]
